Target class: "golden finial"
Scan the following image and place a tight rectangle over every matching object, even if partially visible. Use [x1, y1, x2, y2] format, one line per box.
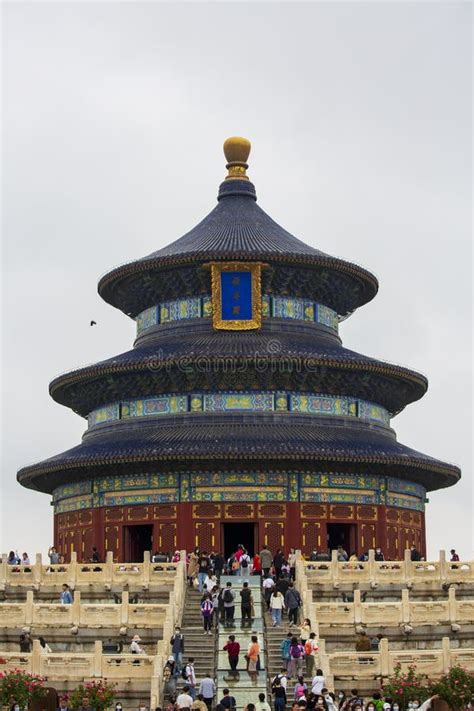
[223, 136, 251, 180]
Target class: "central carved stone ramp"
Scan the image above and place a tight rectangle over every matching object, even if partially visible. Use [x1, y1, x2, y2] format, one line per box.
[216, 576, 268, 709]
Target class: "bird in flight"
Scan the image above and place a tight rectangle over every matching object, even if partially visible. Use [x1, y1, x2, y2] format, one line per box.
[90, 320, 97, 326]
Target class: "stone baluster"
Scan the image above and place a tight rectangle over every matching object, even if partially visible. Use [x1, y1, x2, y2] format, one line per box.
[31, 639, 42, 675]
[94, 640, 103, 677]
[368, 548, 376, 587]
[0, 553, 7, 590]
[34, 553, 42, 585]
[143, 550, 151, 587]
[354, 589, 362, 624]
[72, 590, 81, 626]
[439, 549, 448, 581]
[379, 637, 390, 678]
[121, 591, 129, 625]
[404, 548, 413, 586]
[441, 636, 451, 673]
[105, 551, 114, 585]
[448, 585, 457, 624]
[331, 549, 339, 587]
[401, 588, 410, 623]
[69, 551, 78, 587]
[180, 549, 187, 563]
[26, 589, 34, 625]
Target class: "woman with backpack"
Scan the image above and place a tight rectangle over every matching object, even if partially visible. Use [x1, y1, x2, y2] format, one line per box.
[200, 594, 214, 635]
[287, 636, 305, 678]
[294, 676, 307, 701]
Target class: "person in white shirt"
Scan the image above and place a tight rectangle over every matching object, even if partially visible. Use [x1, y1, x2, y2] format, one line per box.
[176, 687, 194, 709]
[311, 669, 325, 694]
[262, 575, 275, 610]
[130, 634, 145, 654]
[272, 670, 288, 691]
[184, 659, 197, 700]
[269, 590, 285, 627]
[256, 693, 271, 711]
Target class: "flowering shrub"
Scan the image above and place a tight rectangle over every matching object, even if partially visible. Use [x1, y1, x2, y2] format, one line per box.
[430, 666, 474, 710]
[69, 680, 117, 710]
[383, 663, 431, 707]
[0, 669, 47, 708]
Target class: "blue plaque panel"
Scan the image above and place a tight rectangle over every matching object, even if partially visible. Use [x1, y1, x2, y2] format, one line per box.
[220, 271, 252, 320]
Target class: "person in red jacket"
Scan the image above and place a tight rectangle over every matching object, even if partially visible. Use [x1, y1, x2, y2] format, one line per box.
[223, 634, 240, 678]
[252, 553, 262, 576]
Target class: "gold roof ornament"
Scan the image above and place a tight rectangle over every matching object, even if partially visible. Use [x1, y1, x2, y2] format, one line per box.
[223, 136, 251, 180]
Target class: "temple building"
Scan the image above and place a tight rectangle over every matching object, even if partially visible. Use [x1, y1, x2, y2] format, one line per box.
[18, 137, 460, 562]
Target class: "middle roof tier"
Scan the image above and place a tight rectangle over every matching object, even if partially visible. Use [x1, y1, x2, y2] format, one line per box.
[50, 322, 427, 417]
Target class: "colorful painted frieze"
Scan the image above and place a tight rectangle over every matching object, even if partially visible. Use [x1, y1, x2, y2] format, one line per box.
[88, 403, 120, 427]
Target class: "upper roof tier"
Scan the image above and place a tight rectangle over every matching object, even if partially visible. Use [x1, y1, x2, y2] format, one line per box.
[98, 138, 378, 317]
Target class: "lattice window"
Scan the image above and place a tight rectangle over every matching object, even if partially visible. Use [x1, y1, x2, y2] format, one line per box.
[386, 508, 400, 523]
[225, 504, 254, 519]
[195, 522, 216, 551]
[78, 510, 93, 526]
[329, 505, 354, 519]
[264, 521, 284, 551]
[154, 504, 176, 519]
[357, 505, 378, 521]
[301, 504, 327, 519]
[302, 522, 322, 553]
[258, 504, 285, 518]
[159, 523, 177, 552]
[127, 506, 150, 521]
[193, 503, 220, 518]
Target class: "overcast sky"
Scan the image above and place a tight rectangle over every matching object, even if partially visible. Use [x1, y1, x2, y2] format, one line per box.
[1, 2, 472, 559]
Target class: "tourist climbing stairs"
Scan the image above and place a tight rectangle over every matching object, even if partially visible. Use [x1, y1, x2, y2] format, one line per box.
[216, 576, 268, 709]
[171, 586, 217, 698]
[264, 604, 301, 707]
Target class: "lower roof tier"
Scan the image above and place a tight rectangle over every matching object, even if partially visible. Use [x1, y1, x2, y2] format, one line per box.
[49, 324, 428, 416]
[17, 414, 460, 494]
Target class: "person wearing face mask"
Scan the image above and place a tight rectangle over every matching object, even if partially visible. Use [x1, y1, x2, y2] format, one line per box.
[368, 692, 383, 711]
[11, 703, 21, 711]
[337, 693, 346, 708]
[137, 703, 148, 711]
[114, 703, 123, 711]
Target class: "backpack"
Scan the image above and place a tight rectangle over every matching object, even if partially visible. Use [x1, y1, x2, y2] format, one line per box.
[201, 599, 213, 616]
[271, 673, 284, 689]
[223, 588, 233, 603]
[241, 556, 249, 568]
[304, 640, 317, 655]
[181, 665, 190, 680]
[290, 643, 303, 658]
[281, 639, 292, 657]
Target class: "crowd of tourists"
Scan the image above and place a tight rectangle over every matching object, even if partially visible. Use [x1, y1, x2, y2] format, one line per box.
[165, 690, 442, 711]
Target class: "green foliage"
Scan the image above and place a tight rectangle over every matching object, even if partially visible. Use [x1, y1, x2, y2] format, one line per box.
[68, 679, 117, 711]
[0, 668, 47, 708]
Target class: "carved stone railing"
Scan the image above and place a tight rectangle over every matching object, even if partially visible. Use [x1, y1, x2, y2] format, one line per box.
[0, 551, 183, 590]
[310, 587, 474, 628]
[0, 556, 187, 708]
[303, 549, 474, 587]
[0, 639, 158, 679]
[319, 637, 474, 688]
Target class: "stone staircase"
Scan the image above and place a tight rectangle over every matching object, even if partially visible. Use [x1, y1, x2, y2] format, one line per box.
[264, 606, 302, 704]
[170, 586, 217, 698]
